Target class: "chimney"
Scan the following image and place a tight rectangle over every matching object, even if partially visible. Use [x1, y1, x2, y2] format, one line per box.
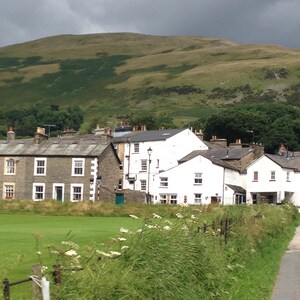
[7, 127, 16, 141]
[210, 136, 227, 147]
[101, 131, 113, 144]
[195, 129, 204, 141]
[251, 143, 265, 158]
[229, 139, 242, 148]
[34, 127, 48, 144]
[141, 124, 147, 131]
[278, 143, 287, 156]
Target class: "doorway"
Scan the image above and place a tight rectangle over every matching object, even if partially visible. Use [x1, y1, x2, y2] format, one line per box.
[53, 184, 64, 202]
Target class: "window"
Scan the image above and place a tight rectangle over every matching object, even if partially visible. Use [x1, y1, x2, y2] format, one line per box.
[5, 158, 15, 175]
[253, 171, 258, 181]
[194, 193, 202, 204]
[194, 173, 202, 184]
[72, 158, 85, 176]
[34, 158, 47, 175]
[33, 183, 45, 201]
[71, 184, 83, 202]
[270, 170, 276, 181]
[160, 177, 168, 187]
[3, 183, 14, 199]
[134, 143, 139, 153]
[140, 180, 147, 191]
[141, 159, 147, 171]
[287, 171, 291, 182]
[156, 159, 160, 169]
[170, 194, 177, 205]
[160, 194, 167, 204]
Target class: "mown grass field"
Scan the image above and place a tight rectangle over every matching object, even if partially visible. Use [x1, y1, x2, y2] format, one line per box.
[0, 214, 141, 300]
[1, 33, 300, 129]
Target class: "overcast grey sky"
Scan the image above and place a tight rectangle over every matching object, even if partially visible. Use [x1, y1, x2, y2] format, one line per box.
[1, 0, 299, 48]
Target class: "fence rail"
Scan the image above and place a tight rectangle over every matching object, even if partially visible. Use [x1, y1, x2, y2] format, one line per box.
[197, 218, 232, 244]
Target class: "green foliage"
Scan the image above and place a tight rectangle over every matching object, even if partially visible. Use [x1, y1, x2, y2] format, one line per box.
[204, 102, 300, 152]
[1, 104, 84, 136]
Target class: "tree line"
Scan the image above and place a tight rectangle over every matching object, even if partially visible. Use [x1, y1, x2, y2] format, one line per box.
[0, 104, 84, 138]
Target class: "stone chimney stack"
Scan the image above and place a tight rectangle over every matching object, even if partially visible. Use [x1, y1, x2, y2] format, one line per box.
[229, 139, 242, 148]
[34, 127, 48, 144]
[7, 127, 16, 141]
[210, 136, 227, 148]
[195, 129, 204, 141]
[101, 128, 113, 144]
[251, 143, 265, 158]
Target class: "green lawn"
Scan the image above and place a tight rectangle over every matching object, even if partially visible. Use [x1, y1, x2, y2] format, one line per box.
[0, 214, 140, 299]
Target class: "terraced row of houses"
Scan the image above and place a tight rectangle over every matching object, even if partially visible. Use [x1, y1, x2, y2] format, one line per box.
[1, 125, 300, 207]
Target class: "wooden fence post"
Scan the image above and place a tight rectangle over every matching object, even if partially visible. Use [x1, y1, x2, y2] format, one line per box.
[3, 278, 10, 300]
[31, 264, 42, 300]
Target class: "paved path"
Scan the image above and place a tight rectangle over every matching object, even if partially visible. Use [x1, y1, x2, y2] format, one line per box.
[271, 227, 300, 300]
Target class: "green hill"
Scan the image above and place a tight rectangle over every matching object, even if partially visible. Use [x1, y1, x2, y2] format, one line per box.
[1, 33, 300, 130]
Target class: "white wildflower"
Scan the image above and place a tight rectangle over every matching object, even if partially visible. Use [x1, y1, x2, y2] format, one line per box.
[164, 220, 173, 225]
[118, 237, 127, 241]
[121, 245, 129, 250]
[37, 251, 42, 256]
[109, 251, 122, 258]
[41, 266, 48, 273]
[152, 213, 162, 219]
[227, 265, 233, 270]
[51, 250, 59, 254]
[96, 250, 111, 257]
[129, 214, 139, 219]
[181, 225, 188, 231]
[145, 224, 155, 229]
[120, 227, 129, 233]
[163, 226, 171, 231]
[65, 250, 78, 257]
[176, 213, 183, 219]
[191, 215, 197, 219]
[136, 228, 143, 233]
[217, 228, 221, 233]
[61, 241, 79, 249]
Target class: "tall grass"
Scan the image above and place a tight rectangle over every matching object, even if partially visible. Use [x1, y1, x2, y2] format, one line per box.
[25, 203, 299, 300]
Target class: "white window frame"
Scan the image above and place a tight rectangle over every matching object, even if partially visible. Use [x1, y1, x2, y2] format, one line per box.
[34, 158, 47, 176]
[32, 183, 45, 201]
[4, 158, 15, 175]
[194, 193, 202, 204]
[72, 158, 85, 176]
[140, 180, 147, 191]
[133, 143, 139, 153]
[3, 183, 15, 199]
[194, 173, 202, 185]
[170, 194, 177, 205]
[160, 177, 168, 187]
[70, 184, 84, 202]
[141, 159, 147, 172]
[270, 170, 276, 181]
[160, 194, 167, 204]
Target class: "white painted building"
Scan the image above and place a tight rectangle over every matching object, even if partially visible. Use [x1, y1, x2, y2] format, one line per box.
[246, 154, 296, 204]
[151, 151, 244, 205]
[114, 128, 208, 201]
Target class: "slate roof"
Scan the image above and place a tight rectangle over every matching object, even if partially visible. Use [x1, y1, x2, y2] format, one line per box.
[265, 154, 300, 171]
[179, 150, 240, 171]
[113, 128, 185, 143]
[226, 184, 246, 194]
[202, 148, 254, 160]
[0, 134, 111, 157]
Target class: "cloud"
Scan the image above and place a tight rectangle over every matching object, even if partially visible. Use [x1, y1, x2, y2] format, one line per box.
[0, 0, 299, 48]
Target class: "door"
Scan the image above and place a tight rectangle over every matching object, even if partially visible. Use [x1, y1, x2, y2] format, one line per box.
[210, 196, 218, 204]
[53, 184, 64, 202]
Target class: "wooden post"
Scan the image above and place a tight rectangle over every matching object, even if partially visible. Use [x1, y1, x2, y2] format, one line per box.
[53, 264, 62, 285]
[3, 278, 10, 300]
[31, 264, 42, 300]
